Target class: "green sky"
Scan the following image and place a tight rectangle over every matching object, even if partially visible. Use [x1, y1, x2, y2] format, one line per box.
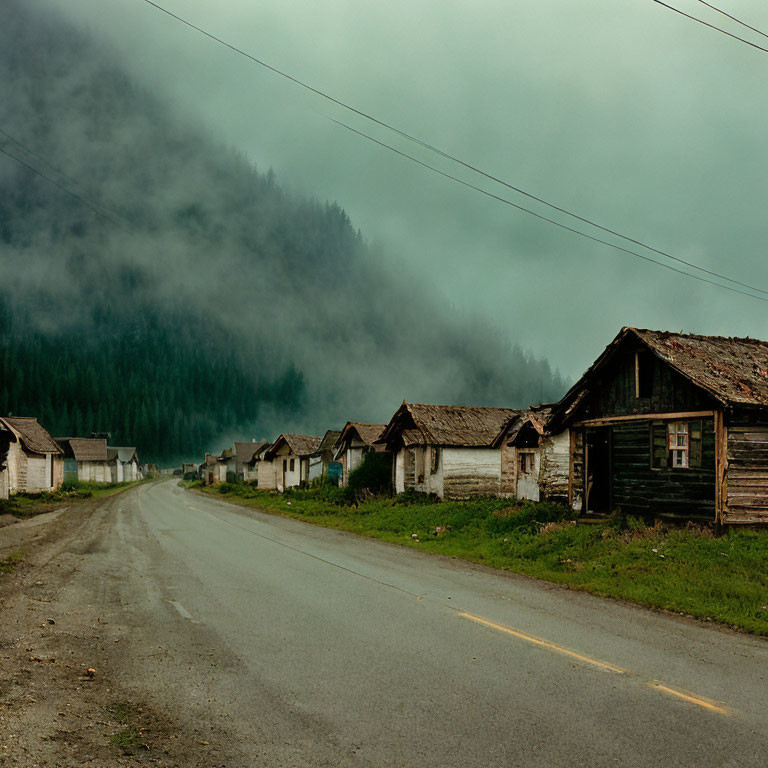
[38, 0, 768, 378]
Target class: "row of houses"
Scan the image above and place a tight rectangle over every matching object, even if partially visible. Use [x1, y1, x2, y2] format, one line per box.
[203, 327, 768, 525]
[0, 416, 142, 500]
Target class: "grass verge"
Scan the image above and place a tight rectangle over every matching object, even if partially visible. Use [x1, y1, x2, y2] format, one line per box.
[0, 478, 151, 519]
[188, 481, 768, 637]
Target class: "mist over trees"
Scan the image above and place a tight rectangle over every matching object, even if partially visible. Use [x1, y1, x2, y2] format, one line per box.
[0, 0, 566, 463]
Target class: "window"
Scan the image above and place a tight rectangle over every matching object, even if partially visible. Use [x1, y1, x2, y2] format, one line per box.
[283, 459, 287, 471]
[668, 422, 688, 467]
[289, 458, 295, 472]
[650, 420, 703, 469]
[518, 452, 533, 474]
[431, 447, 440, 474]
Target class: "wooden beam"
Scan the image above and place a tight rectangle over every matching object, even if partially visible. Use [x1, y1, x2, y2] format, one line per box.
[574, 411, 715, 428]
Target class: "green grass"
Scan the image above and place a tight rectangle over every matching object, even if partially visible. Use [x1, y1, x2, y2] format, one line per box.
[191, 482, 768, 636]
[0, 479, 148, 518]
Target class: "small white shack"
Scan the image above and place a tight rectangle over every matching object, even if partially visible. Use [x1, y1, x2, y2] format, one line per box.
[0, 416, 64, 496]
[236, 441, 271, 483]
[333, 422, 387, 486]
[263, 433, 322, 491]
[108, 446, 140, 483]
[58, 437, 112, 483]
[378, 403, 518, 499]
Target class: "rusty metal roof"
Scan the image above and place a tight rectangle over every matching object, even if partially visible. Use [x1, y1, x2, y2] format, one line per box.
[1, 417, 63, 455]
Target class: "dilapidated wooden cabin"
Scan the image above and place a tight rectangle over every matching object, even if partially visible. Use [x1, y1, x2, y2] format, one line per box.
[549, 327, 768, 523]
[236, 441, 271, 482]
[333, 422, 387, 486]
[263, 433, 322, 491]
[309, 430, 342, 483]
[493, 406, 570, 503]
[378, 403, 518, 499]
[0, 417, 64, 496]
[57, 437, 111, 483]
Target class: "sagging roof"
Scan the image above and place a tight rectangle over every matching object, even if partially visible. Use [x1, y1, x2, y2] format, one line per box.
[378, 403, 520, 448]
[491, 406, 551, 447]
[235, 441, 271, 464]
[68, 438, 108, 462]
[334, 422, 386, 450]
[550, 327, 768, 428]
[0, 417, 63, 455]
[265, 433, 322, 459]
[313, 430, 342, 457]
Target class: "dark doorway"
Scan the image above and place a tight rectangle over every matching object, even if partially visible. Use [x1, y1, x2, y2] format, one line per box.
[585, 427, 612, 514]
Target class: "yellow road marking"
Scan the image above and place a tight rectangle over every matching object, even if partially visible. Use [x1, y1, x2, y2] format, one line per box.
[458, 611, 729, 715]
[458, 611, 629, 675]
[646, 681, 729, 715]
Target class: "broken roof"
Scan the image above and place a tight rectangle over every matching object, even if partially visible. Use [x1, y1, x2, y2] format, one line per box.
[379, 403, 519, 448]
[265, 433, 322, 458]
[0, 417, 62, 455]
[235, 441, 271, 464]
[68, 438, 108, 462]
[551, 327, 768, 427]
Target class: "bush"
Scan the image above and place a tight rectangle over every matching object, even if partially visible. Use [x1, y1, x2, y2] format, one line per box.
[347, 453, 392, 498]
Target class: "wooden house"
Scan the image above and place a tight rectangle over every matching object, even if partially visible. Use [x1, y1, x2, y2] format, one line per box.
[56, 437, 112, 483]
[236, 441, 271, 483]
[548, 327, 768, 523]
[263, 433, 322, 491]
[377, 403, 518, 499]
[108, 446, 140, 483]
[0, 416, 64, 495]
[492, 405, 571, 504]
[333, 422, 387, 486]
[309, 429, 341, 483]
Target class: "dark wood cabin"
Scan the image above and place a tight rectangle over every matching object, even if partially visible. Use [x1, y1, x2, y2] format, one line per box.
[548, 327, 768, 524]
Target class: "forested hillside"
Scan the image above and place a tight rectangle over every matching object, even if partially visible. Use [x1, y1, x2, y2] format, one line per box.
[0, 0, 566, 463]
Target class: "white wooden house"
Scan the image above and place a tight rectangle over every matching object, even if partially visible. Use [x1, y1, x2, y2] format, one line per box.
[235, 441, 271, 482]
[0, 416, 64, 496]
[108, 446, 140, 483]
[263, 433, 322, 491]
[377, 403, 518, 499]
[493, 406, 570, 504]
[333, 422, 387, 486]
[309, 429, 341, 483]
[57, 437, 112, 483]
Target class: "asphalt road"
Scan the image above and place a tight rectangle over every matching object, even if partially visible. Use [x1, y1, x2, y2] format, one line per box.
[83, 480, 768, 766]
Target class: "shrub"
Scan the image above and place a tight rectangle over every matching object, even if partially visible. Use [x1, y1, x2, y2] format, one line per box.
[485, 500, 574, 534]
[347, 453, 392, 498]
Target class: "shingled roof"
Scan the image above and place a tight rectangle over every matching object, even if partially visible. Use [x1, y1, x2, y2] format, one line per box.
[551, 327, 768, 428]
[0, 417, 62, 455]
[266, 433, 322, 458]
[379, 403, 519, 448]
[68, 438, 108, 462]
[235, 441, 270, 464]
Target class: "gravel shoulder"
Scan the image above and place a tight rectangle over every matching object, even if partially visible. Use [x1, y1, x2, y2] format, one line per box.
[0, 484, 240, 767]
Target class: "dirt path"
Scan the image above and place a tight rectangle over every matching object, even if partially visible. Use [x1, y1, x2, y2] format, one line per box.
[0, 485, 238, 767]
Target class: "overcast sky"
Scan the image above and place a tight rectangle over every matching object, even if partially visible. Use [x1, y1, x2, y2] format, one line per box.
[36, 0, 768, 379]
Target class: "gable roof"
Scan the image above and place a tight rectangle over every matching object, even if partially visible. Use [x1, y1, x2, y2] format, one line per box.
[265, 433, 322, 459]
[334, 422, 386, 450]
[235, 441, 271, 464]
[0, 417, 63, 455]
[109, 446, 137, 463]
[378, 403, 519, 448]
[550, 327, 768, 428]
[68, 438, 108, 462]
[313, 430, 342, 457]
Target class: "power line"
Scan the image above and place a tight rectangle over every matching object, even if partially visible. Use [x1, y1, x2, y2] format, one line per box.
[141, 0, 768, 297]
[0, 128, 130, 227]
[651, 0, 768, 54]
[325, 115, 768, 303]
[0, 144, 127, 229]
[694, 0, 768, 41]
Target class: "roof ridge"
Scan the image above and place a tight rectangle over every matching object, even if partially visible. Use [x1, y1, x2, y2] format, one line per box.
[630, 327, 768, 346]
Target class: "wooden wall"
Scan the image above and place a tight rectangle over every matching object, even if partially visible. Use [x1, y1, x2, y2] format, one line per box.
[724, 411, 768, 523]
[610, 419, 716, 518]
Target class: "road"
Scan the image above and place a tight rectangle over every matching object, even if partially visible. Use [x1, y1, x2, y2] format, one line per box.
[48, 480, 768, 765]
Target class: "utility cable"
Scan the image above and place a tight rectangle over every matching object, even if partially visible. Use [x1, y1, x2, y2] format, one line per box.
[325, 115, 768, 303]
[694, 0, 768, 41]
[142, 0, 768, 297]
